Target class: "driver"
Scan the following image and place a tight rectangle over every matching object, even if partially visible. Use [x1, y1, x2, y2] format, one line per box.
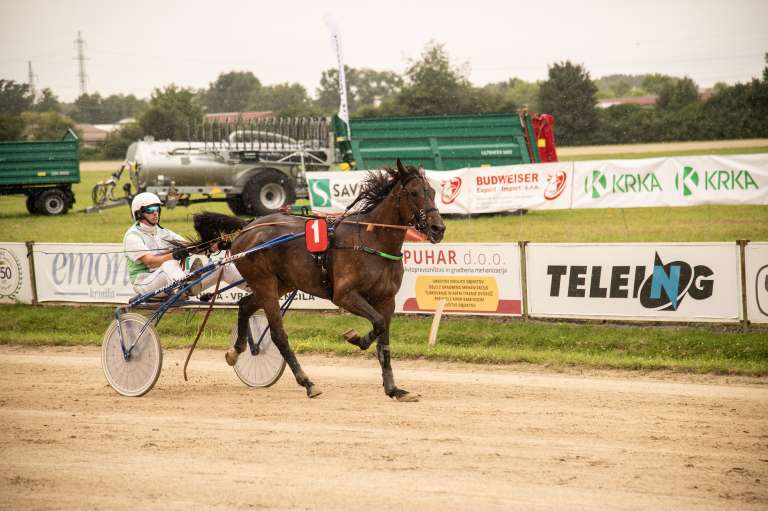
[123, 192, 246, 297]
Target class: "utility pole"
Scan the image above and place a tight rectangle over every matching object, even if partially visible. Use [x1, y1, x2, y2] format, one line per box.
[27, 61, 37, 101]
[74, 30, 88, 96]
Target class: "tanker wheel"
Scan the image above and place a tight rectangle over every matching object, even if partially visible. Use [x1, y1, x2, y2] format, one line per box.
[242, 171, 295, 217]
[226, 195, 248, 216]
[35, 189, 69, 215]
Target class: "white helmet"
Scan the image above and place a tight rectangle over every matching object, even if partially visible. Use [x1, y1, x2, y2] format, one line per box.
[131, 192, 163, 220]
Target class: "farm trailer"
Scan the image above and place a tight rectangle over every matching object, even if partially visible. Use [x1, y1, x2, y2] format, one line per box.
[0, 129, 80, 215]
[98, 111, 557, 216]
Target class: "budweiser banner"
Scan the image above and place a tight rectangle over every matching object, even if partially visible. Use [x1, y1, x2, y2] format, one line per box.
[526, 242, 742, 322]
[306, 163, 573, 215]
[0, 243, 34, 304]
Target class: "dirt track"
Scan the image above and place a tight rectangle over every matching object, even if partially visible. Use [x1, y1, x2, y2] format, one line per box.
[1, 345, 766, 510]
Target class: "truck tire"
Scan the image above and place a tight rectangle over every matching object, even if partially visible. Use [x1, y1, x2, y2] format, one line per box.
[26, 193, 40, 214]
[35, 189, 69, 215]
[226, 195, 248, 216]
[241, 170, 296, 217]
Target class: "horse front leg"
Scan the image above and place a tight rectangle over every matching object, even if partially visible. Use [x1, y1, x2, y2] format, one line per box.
[335, 290, 386, 351]
[374, 300, 418, 402]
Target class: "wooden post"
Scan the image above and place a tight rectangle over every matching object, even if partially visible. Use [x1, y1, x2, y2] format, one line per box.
[428, 299, 446, 347]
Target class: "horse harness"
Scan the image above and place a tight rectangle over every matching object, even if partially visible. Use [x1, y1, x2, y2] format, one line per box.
[310, 173, 437, 298]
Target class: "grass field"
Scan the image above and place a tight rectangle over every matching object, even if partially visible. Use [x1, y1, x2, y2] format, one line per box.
[1, 144, 767, 375]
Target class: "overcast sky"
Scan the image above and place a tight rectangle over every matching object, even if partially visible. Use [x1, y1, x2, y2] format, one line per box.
[1, 0, 766, 103]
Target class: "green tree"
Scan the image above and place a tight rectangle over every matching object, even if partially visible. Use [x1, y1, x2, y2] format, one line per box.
[640, 73, 678, 95]
[0, 115, 25, 140]
[0, 79, 34, 115]
[315, 67, 403, 115]
[101, 94, 146, 122]
[657, 77, 699, 111]
[476, 78, 540, 113]
[251, 83, 317, 116]
[394, 42, 474, 116]
[20, 111, 78, 140]
[139, 85, 203, 140]
[200, 71, 261, 113]
[538, 61, 599, 145]
[33, 88, 61, 113]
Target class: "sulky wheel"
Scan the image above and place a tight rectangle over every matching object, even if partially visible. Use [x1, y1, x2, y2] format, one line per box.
[102, 313, 163, 397]
[230, 312, 286, 388]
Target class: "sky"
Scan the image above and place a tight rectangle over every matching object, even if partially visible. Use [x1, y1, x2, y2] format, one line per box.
[1, 0, 767, 103]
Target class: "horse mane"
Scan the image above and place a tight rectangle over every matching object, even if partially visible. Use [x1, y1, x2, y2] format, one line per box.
[355, 164, 419, 214]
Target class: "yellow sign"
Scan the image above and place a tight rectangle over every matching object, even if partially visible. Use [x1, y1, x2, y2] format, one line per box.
[37, 171, 47, 177]
[415, 276, 499, 312]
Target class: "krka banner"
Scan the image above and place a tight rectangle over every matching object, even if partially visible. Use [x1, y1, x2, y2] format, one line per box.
[307, 154, 767, 214]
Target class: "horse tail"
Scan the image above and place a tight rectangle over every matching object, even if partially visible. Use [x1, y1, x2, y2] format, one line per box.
[169, 211, 250, 255]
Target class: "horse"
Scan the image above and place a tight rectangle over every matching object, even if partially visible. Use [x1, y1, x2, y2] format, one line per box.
[186, 159, 445, 401]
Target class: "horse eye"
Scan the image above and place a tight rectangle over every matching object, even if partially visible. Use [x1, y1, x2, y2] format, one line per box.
[410, 190, 419, 197]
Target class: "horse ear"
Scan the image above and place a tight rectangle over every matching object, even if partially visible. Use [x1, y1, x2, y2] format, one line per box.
[418, 164, 426, 178]
[396, 158, 407, 175]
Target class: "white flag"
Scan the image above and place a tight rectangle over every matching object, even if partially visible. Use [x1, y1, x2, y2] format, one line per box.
[324, 15, 351, 138]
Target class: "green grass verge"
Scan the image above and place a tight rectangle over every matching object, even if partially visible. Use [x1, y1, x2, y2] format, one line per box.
[1, 304, 766, 376]
[1, 167, 767, 243]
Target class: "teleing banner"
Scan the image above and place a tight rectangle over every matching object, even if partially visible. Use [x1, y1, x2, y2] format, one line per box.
[525, 243, 742, 322]
[745, 242, 768, 324]
[0, 243, 34, 304]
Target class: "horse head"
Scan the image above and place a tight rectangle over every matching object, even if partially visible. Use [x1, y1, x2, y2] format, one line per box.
[391, 159, 446, 244]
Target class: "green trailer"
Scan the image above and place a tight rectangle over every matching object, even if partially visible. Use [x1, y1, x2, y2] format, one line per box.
[332, 112, 544, 171]
[0, 129, 80, 215]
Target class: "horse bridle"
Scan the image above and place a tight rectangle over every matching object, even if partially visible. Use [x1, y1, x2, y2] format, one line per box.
[398, 173, 438, 235]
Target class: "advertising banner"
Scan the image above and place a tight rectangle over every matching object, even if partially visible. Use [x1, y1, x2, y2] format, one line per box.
[306, 163, 573, 215]
[31, 243, 334, 309]
[526, 243, 741, 322]
[745, 242, 768, 324]
[396, 243, 523, 316]
[0, 243, 34, 304]
[572, 154, 768, 209]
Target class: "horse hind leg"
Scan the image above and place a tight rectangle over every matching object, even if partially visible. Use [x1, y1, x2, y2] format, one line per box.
[262, 298, 322, 398]
[226, 294, 259, 366]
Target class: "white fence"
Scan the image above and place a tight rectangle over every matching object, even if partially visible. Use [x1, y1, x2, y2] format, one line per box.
[3, 240, 767, 325]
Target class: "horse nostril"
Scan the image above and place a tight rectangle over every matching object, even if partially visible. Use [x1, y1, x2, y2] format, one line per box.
[431, 224, 445, 233]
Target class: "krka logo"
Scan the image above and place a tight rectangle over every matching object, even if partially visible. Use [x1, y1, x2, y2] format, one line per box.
[675, 165, 758, 196]
[308, 178, 331, 207]
[584, 169, 661, 198]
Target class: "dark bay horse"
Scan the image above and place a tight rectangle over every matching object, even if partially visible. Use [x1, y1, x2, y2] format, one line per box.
[188, 160, 445, 401]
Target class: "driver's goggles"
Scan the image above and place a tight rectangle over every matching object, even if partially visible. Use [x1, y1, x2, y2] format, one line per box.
[143, 206, 161, 213]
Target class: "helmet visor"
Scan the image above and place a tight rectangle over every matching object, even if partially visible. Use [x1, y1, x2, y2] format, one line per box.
[143, 205, 161, 214]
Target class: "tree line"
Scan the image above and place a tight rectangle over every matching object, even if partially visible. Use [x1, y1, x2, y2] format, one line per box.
[1, 43, 766, 158]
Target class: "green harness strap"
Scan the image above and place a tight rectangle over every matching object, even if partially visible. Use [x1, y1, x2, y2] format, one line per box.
[359, 245, 402, 261]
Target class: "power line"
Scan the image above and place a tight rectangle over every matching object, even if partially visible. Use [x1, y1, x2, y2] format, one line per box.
[73, 31, 88, 96]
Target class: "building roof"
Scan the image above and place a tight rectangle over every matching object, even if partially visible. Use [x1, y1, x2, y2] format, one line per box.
[204, 111, 274, 123]
[597, 95, 658, 109]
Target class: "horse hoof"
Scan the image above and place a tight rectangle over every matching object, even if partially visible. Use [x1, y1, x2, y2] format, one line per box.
[390, 389, 420, 402]
[342, 329, 360, 344]
[225, 348, 239, 367]
[307, 385, 323, 398]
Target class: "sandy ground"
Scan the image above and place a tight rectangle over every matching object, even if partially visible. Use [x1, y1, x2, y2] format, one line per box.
[0, 345, 766, 510]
